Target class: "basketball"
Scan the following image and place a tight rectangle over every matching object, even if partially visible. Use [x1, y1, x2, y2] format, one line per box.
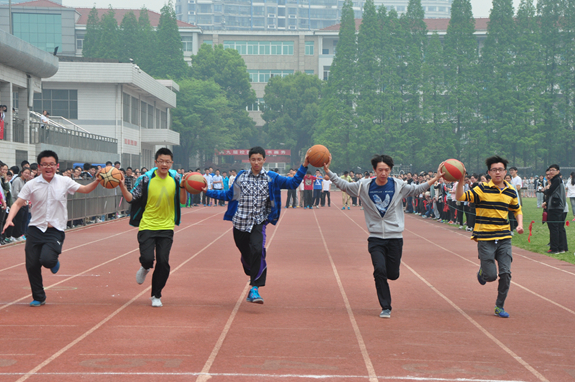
[182, 172, 207, 194]
[441, 159, 465, 182]
[307, 145, 330, 167]
[98, 166, 122, 189]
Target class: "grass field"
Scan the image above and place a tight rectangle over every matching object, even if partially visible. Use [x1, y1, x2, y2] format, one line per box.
[510, 197, 575, 264]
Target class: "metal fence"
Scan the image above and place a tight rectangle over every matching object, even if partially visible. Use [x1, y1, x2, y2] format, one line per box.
[67, 180, 129, 225]
[30, 122, 118, 154]
[13, 118, 25, 143]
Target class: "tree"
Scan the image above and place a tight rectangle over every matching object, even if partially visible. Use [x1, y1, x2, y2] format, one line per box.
[82, 7, 100, 58]
[479, 0, 518, 162]
[314, 0, 357, 170]
[137, 7, 157, 74]
[261, 72, 322, 167]
[191, 44, 257, 147]
[96, 7, 121, 60]
[154, 2, 188, 79]
[171, 79, 232, 166]
[443, 0, 478, 164]
[119, 11, 141, 64]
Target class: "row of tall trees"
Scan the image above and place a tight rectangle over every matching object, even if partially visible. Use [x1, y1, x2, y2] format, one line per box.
[82, 4, 257, 167]
[308, 0, 575, 173]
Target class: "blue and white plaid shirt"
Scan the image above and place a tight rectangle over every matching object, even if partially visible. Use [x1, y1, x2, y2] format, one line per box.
[232, 169, 271, 232]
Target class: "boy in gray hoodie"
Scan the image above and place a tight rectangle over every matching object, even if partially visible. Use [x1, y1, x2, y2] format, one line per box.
[325, 155, 444, 318]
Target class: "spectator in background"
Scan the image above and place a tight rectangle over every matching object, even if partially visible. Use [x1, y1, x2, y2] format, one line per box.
[40, 110, 49, 128]
[302, 171, 315, 209]
[321, 174, 332, 207]
[223, 171, 230, 192]
[21, 160, 30, 169]
[509, 166, 523, 206]
[285, 169, 297, 208]
[340, 171, 353, 210]
[312, 169, 323, 208]
[212, 169, 224, 206]
[114, 161, 121, 169]
[566, 172, 575, 222]
[202, 168, 213, 206]
[543, 164, 568, 254]
[535, 175, 546, 208]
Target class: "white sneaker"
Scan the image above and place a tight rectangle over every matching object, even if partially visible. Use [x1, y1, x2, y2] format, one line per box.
[151, 296, 162, 307]
[136, 266, 150, 285]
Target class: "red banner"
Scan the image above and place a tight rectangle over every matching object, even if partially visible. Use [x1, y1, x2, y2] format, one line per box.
[216, 149, 291, 156]
[0, 120, 4, 140]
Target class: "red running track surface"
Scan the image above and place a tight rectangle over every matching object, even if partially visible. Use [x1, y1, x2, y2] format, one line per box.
[0, 193, 574, 382]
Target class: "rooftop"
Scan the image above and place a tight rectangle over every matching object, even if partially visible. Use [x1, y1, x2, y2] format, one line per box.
[75, 7, 197, 29]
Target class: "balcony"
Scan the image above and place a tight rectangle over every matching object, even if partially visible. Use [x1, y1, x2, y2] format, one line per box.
[141, 128, 180, 146]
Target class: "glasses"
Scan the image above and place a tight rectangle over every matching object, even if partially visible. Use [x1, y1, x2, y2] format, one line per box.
[489, 168, 506, 173]
[40, 163, 57, 168]
[156, 160, 173, 165]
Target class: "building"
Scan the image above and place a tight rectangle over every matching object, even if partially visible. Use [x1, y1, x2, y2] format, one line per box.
[0, 28, 58, 166]
[176, 0, 452, 32]
[37, 58, 180, 169]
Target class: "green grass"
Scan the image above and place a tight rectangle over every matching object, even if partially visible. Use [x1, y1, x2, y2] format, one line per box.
[510, 198, 575, 264]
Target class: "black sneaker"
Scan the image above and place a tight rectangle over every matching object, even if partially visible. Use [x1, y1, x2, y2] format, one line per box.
[477, 269, 486, 285]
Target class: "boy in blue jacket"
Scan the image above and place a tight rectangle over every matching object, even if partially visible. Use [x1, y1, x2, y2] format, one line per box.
[206, 146, 310, 304]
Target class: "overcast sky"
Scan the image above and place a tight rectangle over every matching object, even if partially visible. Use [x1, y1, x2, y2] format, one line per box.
[63, 0, 526, 19]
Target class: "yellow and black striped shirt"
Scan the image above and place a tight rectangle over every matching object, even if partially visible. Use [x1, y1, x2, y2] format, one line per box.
[458, 180, 522, 241]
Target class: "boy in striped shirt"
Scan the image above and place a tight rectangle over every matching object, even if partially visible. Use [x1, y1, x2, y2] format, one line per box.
[455, 156, 524, 318]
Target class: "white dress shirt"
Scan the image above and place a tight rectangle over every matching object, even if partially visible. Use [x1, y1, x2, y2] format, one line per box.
[18, 174, 80, 232]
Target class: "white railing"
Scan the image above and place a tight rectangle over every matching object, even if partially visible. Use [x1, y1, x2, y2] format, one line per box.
[29, 111, 91, 133]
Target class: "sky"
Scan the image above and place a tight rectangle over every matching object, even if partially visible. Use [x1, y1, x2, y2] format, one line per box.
[63, 0, 526, 19]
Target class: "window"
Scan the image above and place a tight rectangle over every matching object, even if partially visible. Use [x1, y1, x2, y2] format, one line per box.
[224, 41, 293, 55]
[123, 93, 130, 123]
[323, 66, 330, 80]
[253, 17, 265, 27]
[182, 35, 193, 51]
[141, 101, 147, 128]
[438, 7, 446, 12]
[33, 89, 78, 120]
[288, 7, 297, 15]
[248, 69, 294, 82]
[278, 18, 286, 27]
[161, 111, 168, 129]
[278, 7, 286, 16]
[427, 6, 436, 11]
[396, 6, 406, 11]
[131, 96, 139, 125]
[156, 108, 161, 130]
[76, 33, 85, 50]
[305, 70, 314, 75]
[305, 41, 314, 55]
[253, 6, 265, 15]
[148, 104, 154, 128]
[199, 4, 212, 12]
[322, 48, 329, 54]
[197, 15, 212, 24]
[203, 40, 213, 46]
[13, 13, 62, 53]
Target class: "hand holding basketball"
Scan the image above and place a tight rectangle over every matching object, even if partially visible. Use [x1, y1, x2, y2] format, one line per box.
[99, 166, 122, 189]
[441, 159, 466, 182]
[306, 145, 330, 167]
[181, 172, 207, 194]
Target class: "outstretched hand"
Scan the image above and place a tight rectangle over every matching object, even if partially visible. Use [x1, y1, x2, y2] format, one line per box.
[435, 162, 446, 182]
[303, 150, 310, 167]
[323, 154, 332, 175]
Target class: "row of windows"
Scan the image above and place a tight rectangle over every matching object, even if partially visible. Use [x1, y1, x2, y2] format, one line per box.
[122, 93, 168, 129]
[224, 40, 294, 55]
[248, 70, 294, 83]
[33, 90, 78, 120]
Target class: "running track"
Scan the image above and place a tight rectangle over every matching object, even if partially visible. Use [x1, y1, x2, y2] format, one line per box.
[0, 191, 574, 382]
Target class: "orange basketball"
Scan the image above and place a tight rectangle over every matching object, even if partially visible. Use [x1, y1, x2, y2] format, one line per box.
[441, 159, 465, 182]
[98, 166, 122, 189]
[182, 172, 207, 195]
[307, 145, 330, 167]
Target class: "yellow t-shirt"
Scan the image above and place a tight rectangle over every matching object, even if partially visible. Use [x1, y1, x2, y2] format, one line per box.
[139, 171, 176, 231]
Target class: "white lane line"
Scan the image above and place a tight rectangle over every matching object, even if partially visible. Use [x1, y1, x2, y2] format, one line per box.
[337, 211, 549, 382]
[405, 228, 575, 316]
[15, 225, 231, 382]
[195, 212, 287, 382]
[0, 211, 222, 310]
[0, 371, 530, 381]
[313, 211, 378, 382]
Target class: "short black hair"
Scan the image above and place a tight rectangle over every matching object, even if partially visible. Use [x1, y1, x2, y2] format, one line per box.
[126, 166, 132, 171]
[509, 166, 518, 171]
[21, 160, 30, 168]
[249, 146, 266, 158]
[83, 162, 91, 170]
[37, 150, 59, 164]
[343, 171, 349, 175]
[30, 163, 38, 170]
[549, 164, 560, 171]
[105, 161, 113, 166]
[114, 161, 121, 165]
[485, 155, 508, 171]
[371, 154, 394, 170]
[155, 147, 173, 160]
[10, 166, 19, 175]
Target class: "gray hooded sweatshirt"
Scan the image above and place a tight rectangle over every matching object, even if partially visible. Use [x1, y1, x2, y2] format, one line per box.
[329, 171, 431, 239]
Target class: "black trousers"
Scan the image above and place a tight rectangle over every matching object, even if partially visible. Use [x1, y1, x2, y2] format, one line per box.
[467, 203, 476, 229]
[25, 226, 65, 302]
[233, 224, 267, 287]
[547, 210, 568, 252]
[304, 190, 313, 208]
[286, 189, 297, 208]
[321, 190, 330, 206]
[138, 230, 174, 298]
[313, 189, 322, 206]
[367, 237, 403, 311]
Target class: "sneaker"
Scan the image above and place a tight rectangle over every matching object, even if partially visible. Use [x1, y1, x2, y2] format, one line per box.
[341, 207, 345, 210]
[448, 221, 454, 224]
[477, 269, 486, 285]
[347, 207, 350, 210]
[315, 205, 319, 209]
[151, 296, 162, 307]
[547, 249, 560, 254]
[136, 266, 150, 285]
[459, 225, 464, 230]
[494, 306, 509, 318]
[30, 300, 46, 307]
[246, 287, 264, 304]
[51, 260, 60, 274]
[379, 309, 391, 318]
